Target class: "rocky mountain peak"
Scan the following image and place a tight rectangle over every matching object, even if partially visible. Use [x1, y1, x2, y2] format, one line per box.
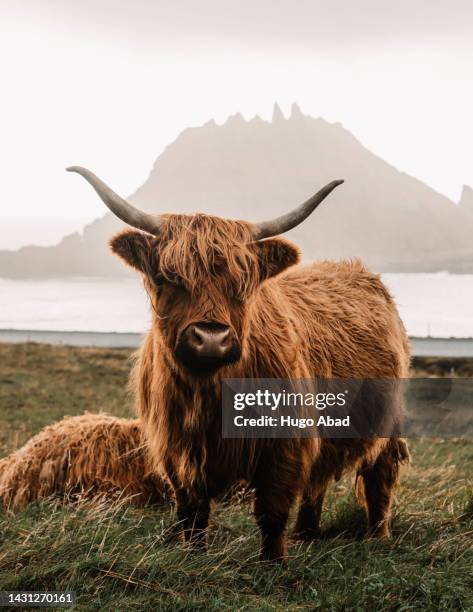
[271, 102, 286, 123]
[459, 184, 473, 214]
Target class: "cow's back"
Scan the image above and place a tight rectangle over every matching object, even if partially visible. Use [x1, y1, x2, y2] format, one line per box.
[255, 258, 410, 379]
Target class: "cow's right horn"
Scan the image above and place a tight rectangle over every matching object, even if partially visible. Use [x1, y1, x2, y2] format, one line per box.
[66, 166, 162, 236]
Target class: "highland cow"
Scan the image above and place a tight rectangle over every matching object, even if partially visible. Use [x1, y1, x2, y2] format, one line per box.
[0, 413, 166, 512]
[68, 166, 410, 562]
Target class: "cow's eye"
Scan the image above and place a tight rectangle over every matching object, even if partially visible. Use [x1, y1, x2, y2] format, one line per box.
[152, 272, 165, 287]
[163, 277, 189, 296]
[153, 270, 182, 286]
[168, 275, 185, 288]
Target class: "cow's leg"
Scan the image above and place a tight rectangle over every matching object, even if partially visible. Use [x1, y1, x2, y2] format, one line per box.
[253, 487, 295, 563]
[253, 452, 303, 563]
[165, 460, 211, 550]
[293, 480, 328, 540]
[293, 450, 334, 540]
[357, 438, 409, 538]
[175, 489, 211, 549]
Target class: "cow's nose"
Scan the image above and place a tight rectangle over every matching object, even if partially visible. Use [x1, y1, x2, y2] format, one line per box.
[177, 322, 241, 373]
[186, 322, 233, 359]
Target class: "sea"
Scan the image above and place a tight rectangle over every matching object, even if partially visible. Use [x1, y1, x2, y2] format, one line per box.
[0, 273, 472, 339]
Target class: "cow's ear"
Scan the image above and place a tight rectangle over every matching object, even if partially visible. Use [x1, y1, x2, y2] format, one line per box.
[255, 237, 300, 280]
[109, 230, 155, 273]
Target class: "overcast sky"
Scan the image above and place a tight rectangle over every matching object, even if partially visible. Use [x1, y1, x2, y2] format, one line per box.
[0, 0, 472, 248]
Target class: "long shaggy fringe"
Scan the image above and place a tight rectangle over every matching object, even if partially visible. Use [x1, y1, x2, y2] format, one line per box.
[156, 214, 259, 297]
[0, 413, 168, 512]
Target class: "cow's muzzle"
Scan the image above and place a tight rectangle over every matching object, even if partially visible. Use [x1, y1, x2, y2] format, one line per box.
[176, 322, 241, 374]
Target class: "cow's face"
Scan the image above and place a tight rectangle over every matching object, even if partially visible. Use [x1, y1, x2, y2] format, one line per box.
[110, 214, 299, 375]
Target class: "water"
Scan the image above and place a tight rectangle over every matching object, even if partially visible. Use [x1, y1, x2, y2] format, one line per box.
[382, 273, 473, 338]
[0, 277, 151, 333]
[0, 273, 472, 338]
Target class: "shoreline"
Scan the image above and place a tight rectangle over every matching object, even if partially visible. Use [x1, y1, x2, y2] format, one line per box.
[1, 329, 473, 357]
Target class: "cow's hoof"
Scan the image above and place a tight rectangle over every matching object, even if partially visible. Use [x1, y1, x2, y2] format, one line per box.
[292, 527, 321, 542]
[259, 541, 288, 565]
[366, 524, 391, 540]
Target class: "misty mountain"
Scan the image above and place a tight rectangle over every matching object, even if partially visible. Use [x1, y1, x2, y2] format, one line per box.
[2, 104, 473, 278]
[459, 185, 473, 215]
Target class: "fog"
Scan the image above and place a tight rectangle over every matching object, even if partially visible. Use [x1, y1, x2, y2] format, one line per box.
[0, 1, 472, 248]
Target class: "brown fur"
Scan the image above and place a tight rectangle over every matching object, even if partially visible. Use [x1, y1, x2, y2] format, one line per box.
[0, 413, 167, 512]
[110, 213, 410, 562]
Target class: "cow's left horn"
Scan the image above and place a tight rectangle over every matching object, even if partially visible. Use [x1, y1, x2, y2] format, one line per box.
[251, 180, 344, 240]
[66, 166, 162, 235]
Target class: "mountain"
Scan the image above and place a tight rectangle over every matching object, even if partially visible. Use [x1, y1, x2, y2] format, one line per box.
[2, 103, 473, 278]
[459, 185, 473, 215]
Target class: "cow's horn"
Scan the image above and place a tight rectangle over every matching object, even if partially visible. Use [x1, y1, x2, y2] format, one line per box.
[66, 166, 162, 235]
[251, 180, 344, 240]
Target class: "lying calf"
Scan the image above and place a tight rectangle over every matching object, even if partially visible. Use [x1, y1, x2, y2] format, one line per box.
[0, 413, 167, 512]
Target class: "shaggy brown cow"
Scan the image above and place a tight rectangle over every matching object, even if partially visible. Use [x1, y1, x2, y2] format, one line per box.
[0, 414, 166, 511]
[68, 166, 410, 562]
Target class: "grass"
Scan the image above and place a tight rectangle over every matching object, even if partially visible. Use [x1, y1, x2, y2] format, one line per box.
[1, 342, 473, 610]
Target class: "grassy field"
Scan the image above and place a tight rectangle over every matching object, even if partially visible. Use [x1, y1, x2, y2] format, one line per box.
[0, 342, 473, 610]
